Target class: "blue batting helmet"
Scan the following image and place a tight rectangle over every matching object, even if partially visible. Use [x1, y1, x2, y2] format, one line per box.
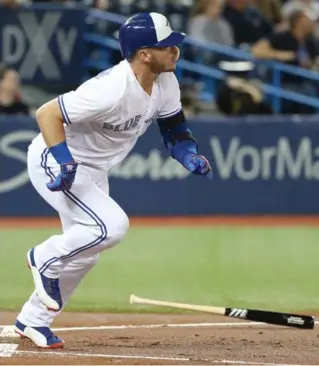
[119, 12, 185, 60]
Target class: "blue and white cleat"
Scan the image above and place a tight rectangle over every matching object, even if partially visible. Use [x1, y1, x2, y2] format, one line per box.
[14, 320, 64, 349]
[27, 248, 62, 311]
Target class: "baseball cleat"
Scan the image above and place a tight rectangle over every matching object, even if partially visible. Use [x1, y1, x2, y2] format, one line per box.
[27, 248, 62, 311]
[14, 320, 64, 349]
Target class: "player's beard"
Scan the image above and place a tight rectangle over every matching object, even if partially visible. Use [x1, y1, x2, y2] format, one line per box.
[148, 58, 176, 74]
[164, 63, 176, 72]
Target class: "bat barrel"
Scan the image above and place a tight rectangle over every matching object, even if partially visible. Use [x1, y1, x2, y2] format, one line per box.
[226, 308, 315, 329]
[248, 310, 315, 329]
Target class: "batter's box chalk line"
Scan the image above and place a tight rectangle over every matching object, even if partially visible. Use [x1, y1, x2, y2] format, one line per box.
[0, 344, 19, 357]
[0, 326, 19, 338]
[0, 349, 315, 365]
[2, 320, 317, 338]
[6, 349, 191, 362]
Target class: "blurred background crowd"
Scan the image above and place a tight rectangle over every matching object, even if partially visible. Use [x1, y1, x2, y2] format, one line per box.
[1, 0, 319, 117]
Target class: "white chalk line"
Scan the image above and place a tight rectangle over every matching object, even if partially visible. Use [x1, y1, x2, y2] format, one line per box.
[215, 361, 314, 366]
[0, 322, 272, 339]
[1, 320, 318, 338]
[0, 344, 19, 357]
[14, 349, 190, 362]
[0, 322, 266, 339]
[0, 349, 257, 364]
[2, 319, 314, 337]
[52, 321, 271, 331]
[1, 350, 313, 365]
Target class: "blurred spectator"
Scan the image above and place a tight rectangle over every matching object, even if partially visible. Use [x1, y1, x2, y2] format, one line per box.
[282, 0, 319, 21]
[0, 0, 78, 6]
[249, 0, 283, 25]
[187, 0, 234, 47]
[90, 0, 109, 10]
[252, 10, 317, 66]
[222, 0, 273, 47]
[0, 0, 20, 8]
[281, 0, 319, 39]
[0, 64, 29, 115]
[187, 0, 234, 65]
[253, 9, 319, 113]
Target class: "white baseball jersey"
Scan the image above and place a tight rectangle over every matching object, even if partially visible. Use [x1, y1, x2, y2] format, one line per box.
[18, 12, 186, 334]
[43, 60, 181, 169]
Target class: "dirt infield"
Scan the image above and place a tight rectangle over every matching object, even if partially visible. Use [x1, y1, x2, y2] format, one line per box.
[1, 311, 319, 365]
[2, 216, 319, 228]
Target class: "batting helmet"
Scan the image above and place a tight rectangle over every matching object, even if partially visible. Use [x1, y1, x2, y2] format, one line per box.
[119, 12, 185, 60]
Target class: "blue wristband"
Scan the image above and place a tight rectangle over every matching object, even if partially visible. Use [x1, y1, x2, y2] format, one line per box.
[169, 140, 198, 165]
[49, 141, 74, 165]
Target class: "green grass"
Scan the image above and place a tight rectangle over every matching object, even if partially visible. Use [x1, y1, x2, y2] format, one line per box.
[0, 226, 318, 313]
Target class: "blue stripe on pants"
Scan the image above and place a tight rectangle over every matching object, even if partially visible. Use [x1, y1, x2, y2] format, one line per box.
[38, 149, 107, 274]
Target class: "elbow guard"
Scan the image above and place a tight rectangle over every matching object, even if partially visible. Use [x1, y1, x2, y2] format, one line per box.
[157, 109, 199, 164]
[157, 109, 198, 150]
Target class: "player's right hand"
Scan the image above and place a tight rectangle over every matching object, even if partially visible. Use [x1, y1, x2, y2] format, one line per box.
[183, 153, 213, 179]
[47, 162, 78, 192]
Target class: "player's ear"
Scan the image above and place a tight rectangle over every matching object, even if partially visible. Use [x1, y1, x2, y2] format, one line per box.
[138, 49, 152, 63]
[175, 46, 181, 62]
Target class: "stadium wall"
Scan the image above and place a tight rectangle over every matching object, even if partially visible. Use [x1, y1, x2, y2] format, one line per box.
[1, 115, 319, 217]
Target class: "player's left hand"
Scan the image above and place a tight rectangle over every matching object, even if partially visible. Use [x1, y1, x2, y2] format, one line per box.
[183, 154, 213, 178]
[47, 162, 78, 192]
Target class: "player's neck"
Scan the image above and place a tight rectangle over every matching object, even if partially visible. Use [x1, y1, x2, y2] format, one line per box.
[129, 61, 158, 96]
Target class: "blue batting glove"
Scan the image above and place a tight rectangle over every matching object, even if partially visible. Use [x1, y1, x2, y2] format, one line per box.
[47, 162, 78, 192]
[183, 154, 213, 178]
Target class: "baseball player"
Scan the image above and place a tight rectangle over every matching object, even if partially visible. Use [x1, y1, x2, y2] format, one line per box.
[13, 12, 212, 348]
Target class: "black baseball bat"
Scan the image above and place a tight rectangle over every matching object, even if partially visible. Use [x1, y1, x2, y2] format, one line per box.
[130, 294, 315, 329]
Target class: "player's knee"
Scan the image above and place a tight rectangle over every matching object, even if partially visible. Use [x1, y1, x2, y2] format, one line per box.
[87, 209, 129, 249]
[107, 212, 130, 245]
[97, 211, 129, 249]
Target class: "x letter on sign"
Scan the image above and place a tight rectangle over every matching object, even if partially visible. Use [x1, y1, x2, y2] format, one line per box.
[18, 12, 61, 79]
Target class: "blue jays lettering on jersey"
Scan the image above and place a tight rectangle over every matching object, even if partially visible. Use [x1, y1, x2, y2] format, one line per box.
[103, 114, 142, 131]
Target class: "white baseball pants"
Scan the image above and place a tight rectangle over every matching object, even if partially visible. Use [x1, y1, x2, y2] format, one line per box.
[17, 137, 129, 327]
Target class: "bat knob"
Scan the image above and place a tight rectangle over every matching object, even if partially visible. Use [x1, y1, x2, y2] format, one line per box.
[129, 294, 136, 304]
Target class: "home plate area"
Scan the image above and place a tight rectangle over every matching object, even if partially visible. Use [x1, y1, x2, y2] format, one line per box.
[0, 312, 318, 365]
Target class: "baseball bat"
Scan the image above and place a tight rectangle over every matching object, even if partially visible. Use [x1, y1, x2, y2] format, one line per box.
[129, 294, 315, 329]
